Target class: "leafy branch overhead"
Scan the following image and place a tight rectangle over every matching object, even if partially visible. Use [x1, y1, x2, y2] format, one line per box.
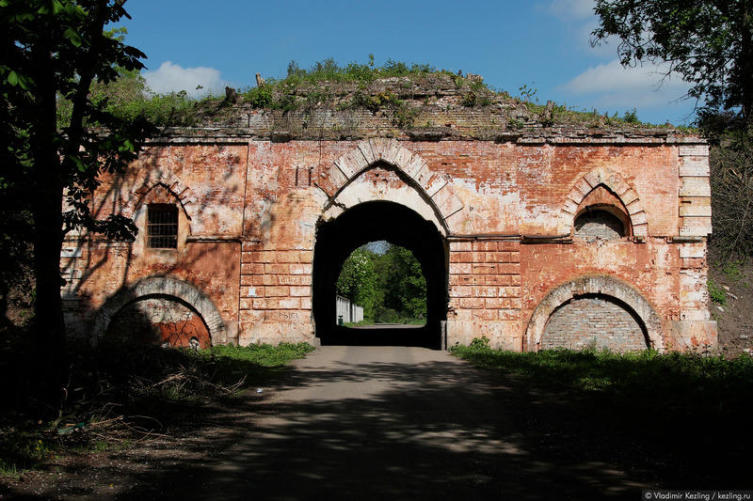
[1, 0, 154, 382]
[592, 0, 753, 124]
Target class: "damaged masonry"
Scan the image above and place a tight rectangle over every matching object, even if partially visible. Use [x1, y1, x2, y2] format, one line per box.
[61, 74, 716, 352]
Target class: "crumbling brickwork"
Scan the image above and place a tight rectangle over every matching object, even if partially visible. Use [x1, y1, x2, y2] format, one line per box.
[60, 102, 717, 352]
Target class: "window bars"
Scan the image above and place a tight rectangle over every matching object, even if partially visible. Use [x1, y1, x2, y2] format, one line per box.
[147, 204, 178, 248]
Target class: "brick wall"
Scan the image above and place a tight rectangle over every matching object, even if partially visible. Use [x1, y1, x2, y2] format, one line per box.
[541, 296, 647, 352]
[66, 135, 716, 352]
[574, 211, 624, 241]
[238, 244, 315, 345]
[107, 297, 211, 349]
[447, 240, 522, 349]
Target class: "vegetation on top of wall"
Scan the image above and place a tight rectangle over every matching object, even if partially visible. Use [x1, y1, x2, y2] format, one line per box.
[56, 68, 200, 129]
[68, 57, 687, 131]
[276, 56, 455, 87]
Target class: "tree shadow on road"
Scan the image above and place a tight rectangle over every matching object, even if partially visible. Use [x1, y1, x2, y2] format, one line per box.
[3, 348, 750, 500]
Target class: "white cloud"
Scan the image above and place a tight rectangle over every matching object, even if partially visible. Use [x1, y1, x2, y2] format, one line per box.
[143, 61, 225, 97]
[560, 59, 691, 107]
[548, 0, 595, 20]
[545, 0, 616, 58]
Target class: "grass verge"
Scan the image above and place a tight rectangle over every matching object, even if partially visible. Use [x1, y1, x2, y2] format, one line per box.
[451, 337, 753, 434]
[0, 333, 314, 477]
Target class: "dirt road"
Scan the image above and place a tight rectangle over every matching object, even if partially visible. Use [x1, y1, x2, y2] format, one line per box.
[6, 346, 652, 500]
[114, 346, 648, 500]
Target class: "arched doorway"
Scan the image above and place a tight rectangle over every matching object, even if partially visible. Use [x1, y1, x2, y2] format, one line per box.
[313, 201, 448, 348]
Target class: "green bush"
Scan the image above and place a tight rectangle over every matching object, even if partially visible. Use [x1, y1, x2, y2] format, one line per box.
[708, 278, 727, 304]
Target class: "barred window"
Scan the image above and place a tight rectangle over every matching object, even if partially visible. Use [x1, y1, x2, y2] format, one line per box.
[147, 204, 178, 248]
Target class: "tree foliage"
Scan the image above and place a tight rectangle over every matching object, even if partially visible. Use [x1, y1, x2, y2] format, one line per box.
[1, 0, 152, 383]
[336, 247, 379, 321]
[709, 132, 753, 257]
[592, 0, 753, 123]
[336, 243, 426, 323]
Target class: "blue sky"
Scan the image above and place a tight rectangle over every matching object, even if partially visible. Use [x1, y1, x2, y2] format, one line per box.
[121, 0, 697, 125]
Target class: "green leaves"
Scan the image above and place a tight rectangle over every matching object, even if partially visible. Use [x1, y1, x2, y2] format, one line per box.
[4, 70, 28, 89]
[63, 27, 81, 47]
[592, 0, 753, 124]
[336, 243, 427, 323]
[6, 70, 19, 86]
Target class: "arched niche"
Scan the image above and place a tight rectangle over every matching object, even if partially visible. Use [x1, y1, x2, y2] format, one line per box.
[525, 275, 663, 352]
[92, 276, 227, 346]
[560, 168, 648, 238]
[574, 185, 632, 241]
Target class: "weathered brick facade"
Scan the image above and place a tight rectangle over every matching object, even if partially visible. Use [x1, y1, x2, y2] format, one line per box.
[60, 93, 717, 352]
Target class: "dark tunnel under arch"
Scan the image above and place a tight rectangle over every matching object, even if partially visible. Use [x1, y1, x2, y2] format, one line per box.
[313, 201, 448, 349]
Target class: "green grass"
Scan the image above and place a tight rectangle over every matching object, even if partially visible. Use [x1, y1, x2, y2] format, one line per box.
[273, 57, 457, 88]
[708, 278, 727, 304]
[452, 337, 753, 410]
[202, 343, 315, 367]
[722, 260, 745, 282]
[343, 317, 425, 327]
[0, 335, 314, 476]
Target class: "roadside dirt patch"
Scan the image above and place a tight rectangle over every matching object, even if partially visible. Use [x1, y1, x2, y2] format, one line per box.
[708, 257, 753, 357]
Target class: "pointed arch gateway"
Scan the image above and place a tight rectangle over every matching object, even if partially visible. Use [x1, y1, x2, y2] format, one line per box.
[317, 139, 465, 234]
[313, 140, 460, 348]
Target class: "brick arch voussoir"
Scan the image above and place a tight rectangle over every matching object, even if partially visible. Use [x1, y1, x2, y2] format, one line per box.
[322, 139, 464, 224]
[525, 275, 664, 352]
[134, 172, 198, 231]
[91, 276, 227, 345]
[560, 168, 648, 237]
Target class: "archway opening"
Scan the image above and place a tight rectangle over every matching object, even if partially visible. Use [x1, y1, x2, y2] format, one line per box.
[336, 241, 427, 327]
[314, 201, 447, 348]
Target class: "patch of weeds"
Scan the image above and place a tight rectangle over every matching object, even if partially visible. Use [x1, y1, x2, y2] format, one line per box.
[708, 278, 727, 304]
[205, 342, 314, 367]
[623, 107, 639, 123]
[0, 458, 20, 479]
[508, 118, 524, 130]
[469, 336, 491, 350]
[0, 434, 54, 475]
[344, 91, 402, 113]
[245, 86, 275, 108]
[393, 102, 419, 128]
[518, 83, 537, 102]
[304, 90, 332, 111]
[462, 92, 478, 107]
[722, 261, 744, 282]
[274, 94, 300, 113]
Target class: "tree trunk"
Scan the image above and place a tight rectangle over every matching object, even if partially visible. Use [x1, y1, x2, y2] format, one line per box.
[30, 36, 67, 402]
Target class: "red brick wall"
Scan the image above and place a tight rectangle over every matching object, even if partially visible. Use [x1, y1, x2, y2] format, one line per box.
[63, 137, 715, 352]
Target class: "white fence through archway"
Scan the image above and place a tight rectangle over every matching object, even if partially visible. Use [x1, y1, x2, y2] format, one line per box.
[336, 295, 364, 324]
